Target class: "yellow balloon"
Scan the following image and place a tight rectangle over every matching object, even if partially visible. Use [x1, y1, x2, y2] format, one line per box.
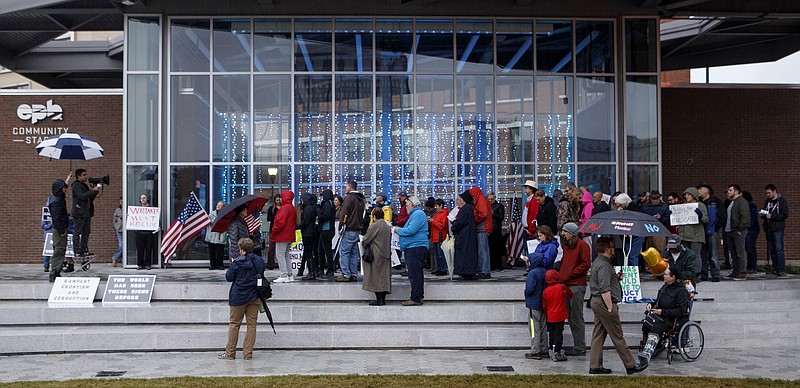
[641, 247, 669, 276]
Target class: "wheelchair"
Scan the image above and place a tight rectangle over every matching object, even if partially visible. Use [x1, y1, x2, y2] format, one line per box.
[639, 296, 704, 364]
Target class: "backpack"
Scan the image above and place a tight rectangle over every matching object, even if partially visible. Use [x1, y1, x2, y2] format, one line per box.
[247, 255, 272, 300]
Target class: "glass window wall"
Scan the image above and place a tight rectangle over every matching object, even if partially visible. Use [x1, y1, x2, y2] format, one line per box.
[171, 75, 210, 162]
[335, 19, 373, 72]
[213, 19, 252, 72]
[254, 19, 292, 71]
[415, 20, 454, 73]
[536, 21, 573, 73]
[213, 75, 250, 162]
[128, 17, 159, 71]
[127, 75, 159, 162]
[171, 19, 211, 72]
[295, 19, 332, 72]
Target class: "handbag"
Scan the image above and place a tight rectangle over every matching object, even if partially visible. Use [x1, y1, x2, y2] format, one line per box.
[362, 244, 375, 263]
[642, 311, 665, 329]
[247, 255, 272, 300]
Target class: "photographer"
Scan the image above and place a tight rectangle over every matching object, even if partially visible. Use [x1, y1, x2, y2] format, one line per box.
[71, 169, 101, 259]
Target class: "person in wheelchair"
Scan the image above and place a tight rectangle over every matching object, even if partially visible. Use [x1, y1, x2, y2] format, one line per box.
[638, 265, 689, 366]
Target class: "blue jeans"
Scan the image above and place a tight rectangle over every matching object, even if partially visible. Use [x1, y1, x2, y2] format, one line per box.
[404, 246, 427, 303]
[433, 242, 447, 273]
[745, 228, 759, 271]
[339, 230, 361, 277]
[43, 231, 50, 270]
[701, 232, 721, 278]
[768, 230, 785, 273]
[477, 231, 490, 275]
[627, 236, 644, 266]
[113, 231, 123, 262]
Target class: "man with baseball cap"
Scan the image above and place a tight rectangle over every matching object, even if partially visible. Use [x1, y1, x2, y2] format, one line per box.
[662, 234, 697, 288]
[559, 222, 591, 356]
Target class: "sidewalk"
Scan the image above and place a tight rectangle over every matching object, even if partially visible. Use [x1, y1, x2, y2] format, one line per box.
[0, 348, 795, 382]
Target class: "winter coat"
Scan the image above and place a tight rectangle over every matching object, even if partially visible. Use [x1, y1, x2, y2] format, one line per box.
[641, 201, 670, 226]
[341, 191, 366, 232]
[429, 208, 449, 243]
[762, 195, 789, 233]
[702, 195, 726, 232]
[266, 194, 280, 232]
[225, 252, 266, 306]
[395, 205, 409, 227]
[579, 190, 595, 224]
[271, 190, 297, 243]
[49, 179, 69, 235]
[678, 187, 708, 243]
[491, 201, 505, 231]
[748, 201, 760, 234]
[529, 239, 559, 270]
[663, 246, 697, 287]
[452, 203, 480, 276]
[653, 281, 690, 322]
[317, 190, 336, 232]
[536, 196, 558, 233]
[524, 194, 539, 234]
[542, 270, 573, 323]
[559, 237, 591, 286]
[593, 200, 610, 215]
[470, 187, 492, 234]
[71, 181, 96, 218]
[299, 192, 319, 238]
[362, 219, 392, 293]
[728, 195, 750, 232]
[396, 207, 429, 250]
[556, 200, 581, 231]
[524, 254, 547, 311]
[205, 210, 227, 244]
[113, 206, 124, 232]
[227, 216, 248, 260]
[370, 200, 393, 224]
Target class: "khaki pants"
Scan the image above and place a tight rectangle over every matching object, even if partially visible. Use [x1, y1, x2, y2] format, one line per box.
[225, 298, 261, 358]
[589, 296, 635, 369]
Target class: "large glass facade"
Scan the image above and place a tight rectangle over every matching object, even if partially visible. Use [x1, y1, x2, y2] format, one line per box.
[125, 16, 660, 262]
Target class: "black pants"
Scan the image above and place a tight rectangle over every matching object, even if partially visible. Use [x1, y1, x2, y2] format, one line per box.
[318, 230, 335, 274]
[547, 321, 565, 353]
[135, 232, 155, 268]
[489, 228, 506, 270]
[72, 216, 91, 255]
[300, 235, 319, 275]
[208, 242, 225, 269]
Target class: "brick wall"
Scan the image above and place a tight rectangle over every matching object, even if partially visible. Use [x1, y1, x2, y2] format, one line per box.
[661, 70, 691, 85]
[0, 94, 122, 264]
[662, 87, 799, 261]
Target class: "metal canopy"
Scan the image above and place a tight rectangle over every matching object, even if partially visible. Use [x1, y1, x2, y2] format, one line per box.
[2, 0, 800, 88]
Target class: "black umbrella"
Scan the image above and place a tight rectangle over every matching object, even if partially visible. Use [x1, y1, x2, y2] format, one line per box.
[259, 298, 277, 334]
[210, 195, 267, 233]
[577, 210, 672, 237]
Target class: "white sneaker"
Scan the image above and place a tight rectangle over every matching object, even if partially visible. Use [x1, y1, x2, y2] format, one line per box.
[288, 276, 295, 283]
[274, 277, 289, 283]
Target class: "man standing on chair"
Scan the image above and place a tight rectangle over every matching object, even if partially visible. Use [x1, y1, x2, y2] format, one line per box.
[72, 169, 100, 258]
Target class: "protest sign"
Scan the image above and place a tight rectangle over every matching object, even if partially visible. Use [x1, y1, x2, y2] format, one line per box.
[42, 233, 74, 257]
[48, 277, 100, 305]
[126, 206, 160, 231]
[669, 203, 699, 226]
[102, 275, 156, 305]
[614, 265, 642, 303]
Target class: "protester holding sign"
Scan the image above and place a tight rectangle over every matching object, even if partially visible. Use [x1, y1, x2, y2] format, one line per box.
[678, 187, 707, 273]
[135, 194, 158, 270]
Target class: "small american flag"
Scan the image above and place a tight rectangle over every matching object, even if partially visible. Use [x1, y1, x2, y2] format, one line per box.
[161, 192, 211, 263]
[506, 197, 525, 266]
[244, 212, 261, 234]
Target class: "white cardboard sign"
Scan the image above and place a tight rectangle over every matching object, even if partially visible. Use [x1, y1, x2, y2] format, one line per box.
[48, 277, 100, 305]
[126, 206, 160, 231]
[669, 203, 699, 226]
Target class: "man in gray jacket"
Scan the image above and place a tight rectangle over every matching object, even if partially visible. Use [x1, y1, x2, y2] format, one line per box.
[724, 184, 750, 280]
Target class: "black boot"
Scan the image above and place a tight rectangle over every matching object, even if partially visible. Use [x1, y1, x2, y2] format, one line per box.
[369, 292, 386, 306]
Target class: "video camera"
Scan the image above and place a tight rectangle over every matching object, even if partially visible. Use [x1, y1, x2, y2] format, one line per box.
[88, 175, 110, 186]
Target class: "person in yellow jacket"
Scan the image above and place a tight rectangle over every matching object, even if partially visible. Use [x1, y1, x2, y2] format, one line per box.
[371, 192, 393, 224]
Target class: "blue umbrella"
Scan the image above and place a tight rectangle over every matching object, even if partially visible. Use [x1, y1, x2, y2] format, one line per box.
[36, 133, 104, 161]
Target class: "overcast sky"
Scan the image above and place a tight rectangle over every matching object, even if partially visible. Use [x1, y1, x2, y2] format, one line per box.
[690, 50, 800, 84]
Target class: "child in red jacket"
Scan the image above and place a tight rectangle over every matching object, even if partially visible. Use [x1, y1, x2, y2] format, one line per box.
[542, 269, 573, 361]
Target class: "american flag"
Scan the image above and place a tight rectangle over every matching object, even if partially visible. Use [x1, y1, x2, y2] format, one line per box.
[161, 192, 211, 263]
[506, 196, 525, 266]
[244, 212, 261, 234]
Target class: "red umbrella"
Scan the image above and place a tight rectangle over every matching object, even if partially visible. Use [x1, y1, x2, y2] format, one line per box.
[210, 195, 267, 233]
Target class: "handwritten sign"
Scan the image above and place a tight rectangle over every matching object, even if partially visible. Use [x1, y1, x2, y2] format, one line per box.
[42, 233, 74, 257]
[669, 203, 699, 226]
[48, 277, 100, 305]
[390, 231, 402, 267]
[614, 265, 641, 303]
[102, 275, 156, 305]
[126, 206, 160, 231]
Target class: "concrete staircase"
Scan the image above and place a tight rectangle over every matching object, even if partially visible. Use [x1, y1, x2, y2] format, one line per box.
[1, 275, 799, 354]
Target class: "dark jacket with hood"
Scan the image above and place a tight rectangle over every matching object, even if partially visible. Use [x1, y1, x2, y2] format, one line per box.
[536, 196, 558, 233]
[225, 252, 266, 306]
[317, 189, 335, 232]
[452, 199, 479, 276]
[341, 190, 366, 232]
[701, 194, 726, 233]
[653, 280, 690, 323]
[524, 254, 547, 311]
[662, 246, 697, 287]
[271, 191, 297, 243]
[49, 179, 70, 235]
[762, 195, 789, 233]
[299, 192, 319, 238]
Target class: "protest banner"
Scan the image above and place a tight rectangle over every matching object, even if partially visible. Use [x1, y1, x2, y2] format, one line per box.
[669, 203, 699, 226]
[43, 233, 74, 257]
[614, 265, 642, 303]
[126, 206, 160, 231]
[102, 275, 156, 305]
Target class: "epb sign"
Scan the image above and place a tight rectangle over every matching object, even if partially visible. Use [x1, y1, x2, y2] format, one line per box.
[17, 100, 63, 124]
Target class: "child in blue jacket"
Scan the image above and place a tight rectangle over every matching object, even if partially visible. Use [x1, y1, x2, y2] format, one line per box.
[523, 253, 549, 359]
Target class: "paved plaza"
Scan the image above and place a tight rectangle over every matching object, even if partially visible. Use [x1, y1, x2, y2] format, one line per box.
[1, 348, 797, 382]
